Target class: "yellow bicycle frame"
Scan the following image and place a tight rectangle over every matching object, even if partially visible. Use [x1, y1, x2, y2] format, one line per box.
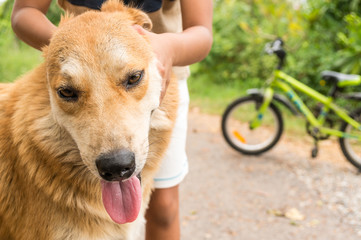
[253, 70, 361, 140]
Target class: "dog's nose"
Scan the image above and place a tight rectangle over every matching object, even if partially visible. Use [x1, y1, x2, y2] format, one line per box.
[95, 149, 136, 181]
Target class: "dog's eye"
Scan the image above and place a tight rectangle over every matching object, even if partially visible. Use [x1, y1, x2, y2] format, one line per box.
[126, 70, 144, 88]
[57, 88, 78, 101]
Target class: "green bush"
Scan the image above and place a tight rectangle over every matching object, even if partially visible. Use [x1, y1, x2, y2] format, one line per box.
[192, 0, 361, 94]
[335, 13, 361, 74]
[193, 0, 304, 89]
[0, 0, 62, 83]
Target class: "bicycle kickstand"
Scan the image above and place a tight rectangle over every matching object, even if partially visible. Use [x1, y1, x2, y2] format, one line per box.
[311, 139, 318, 158]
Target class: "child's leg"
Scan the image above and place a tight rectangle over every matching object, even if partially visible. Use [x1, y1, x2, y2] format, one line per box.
[145, 78, 189, 239]
[145, 186, 180, 240]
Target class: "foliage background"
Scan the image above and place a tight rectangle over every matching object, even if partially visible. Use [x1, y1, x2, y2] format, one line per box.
[190, 0, 361, 113]
[0, 0, 61, 82]
[0, 0, 361, 113]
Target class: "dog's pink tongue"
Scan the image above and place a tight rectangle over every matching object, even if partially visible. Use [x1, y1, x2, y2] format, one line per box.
[101, 176, 141, 224]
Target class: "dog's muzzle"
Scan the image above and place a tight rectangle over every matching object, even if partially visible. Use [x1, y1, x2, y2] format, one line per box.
[96, 149, 136, 181]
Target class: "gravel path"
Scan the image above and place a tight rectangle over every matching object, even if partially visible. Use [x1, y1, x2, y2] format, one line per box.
[180, 109, 361, 240]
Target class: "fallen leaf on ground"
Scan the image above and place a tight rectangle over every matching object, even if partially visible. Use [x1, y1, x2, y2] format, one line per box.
[285, 208, 305, 221]
[267, 208, 305, 221]
[267, 209, 284, 217]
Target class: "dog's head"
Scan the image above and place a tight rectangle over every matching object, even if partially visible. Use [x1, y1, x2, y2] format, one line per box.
[44, 1, 161, 224]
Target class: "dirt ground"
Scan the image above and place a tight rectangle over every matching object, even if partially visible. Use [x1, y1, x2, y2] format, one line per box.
[179, 108, 361, 240]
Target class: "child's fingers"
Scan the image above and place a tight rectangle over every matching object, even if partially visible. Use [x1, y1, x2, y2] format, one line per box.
[132, 24, 147, 35]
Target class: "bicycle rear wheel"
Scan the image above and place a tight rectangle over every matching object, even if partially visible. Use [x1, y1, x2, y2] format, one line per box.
[339, 107, 361, 170]
[221, 95, 283, 155]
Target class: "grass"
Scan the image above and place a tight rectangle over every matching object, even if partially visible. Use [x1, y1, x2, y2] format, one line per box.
[188, 64, 253, 115]
[0, 33, 42, 83]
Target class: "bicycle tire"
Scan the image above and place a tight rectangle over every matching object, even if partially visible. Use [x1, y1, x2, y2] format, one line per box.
[339, 107, 361, 170]
[221, 95, 283, 155]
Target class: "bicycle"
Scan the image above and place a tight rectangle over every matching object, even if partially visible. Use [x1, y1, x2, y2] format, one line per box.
[221, 38, 361, 170]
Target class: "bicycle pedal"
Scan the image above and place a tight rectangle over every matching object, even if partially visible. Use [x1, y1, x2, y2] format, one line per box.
[311, 147, 318, 158]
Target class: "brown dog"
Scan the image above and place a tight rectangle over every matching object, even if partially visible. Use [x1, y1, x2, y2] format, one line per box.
[0, 1, 178, 239]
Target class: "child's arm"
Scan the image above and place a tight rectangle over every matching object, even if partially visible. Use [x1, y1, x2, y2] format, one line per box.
[177, 0, 213, 66]
[11, 0, 56, 50]
[135, 0, 213, 98]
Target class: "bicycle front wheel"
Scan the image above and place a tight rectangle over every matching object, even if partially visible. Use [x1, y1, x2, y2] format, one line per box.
[221, 95, 283, 155]
[339, 107, 361, 170]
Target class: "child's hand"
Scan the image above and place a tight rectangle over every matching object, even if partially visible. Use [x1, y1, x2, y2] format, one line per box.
[133, 25, 174, 102]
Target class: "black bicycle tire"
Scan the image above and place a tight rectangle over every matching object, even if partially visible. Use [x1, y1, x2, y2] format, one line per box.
[221, 95, 284, 155]
[339, 107, 361, 170]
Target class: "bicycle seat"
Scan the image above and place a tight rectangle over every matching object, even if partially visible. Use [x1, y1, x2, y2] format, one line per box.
[321, 70, 361, 88]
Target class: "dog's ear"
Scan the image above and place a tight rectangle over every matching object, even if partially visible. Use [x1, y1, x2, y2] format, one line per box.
[101, 0, 126, 12]
[128, 8, 152, 31]
[101, 0, 152, 31]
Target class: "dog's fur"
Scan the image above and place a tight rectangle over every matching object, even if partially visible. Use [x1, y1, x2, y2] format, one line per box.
[0, 1, 178, 239]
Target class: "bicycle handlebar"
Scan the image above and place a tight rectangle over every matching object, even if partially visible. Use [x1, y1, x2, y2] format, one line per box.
[264, 38, 287, 70]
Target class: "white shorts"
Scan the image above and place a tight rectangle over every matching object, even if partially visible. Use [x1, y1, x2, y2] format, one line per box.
[153, 79, 189, 189]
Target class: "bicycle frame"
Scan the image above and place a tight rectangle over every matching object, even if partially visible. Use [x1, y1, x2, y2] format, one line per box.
[253, 70, 361, 141]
